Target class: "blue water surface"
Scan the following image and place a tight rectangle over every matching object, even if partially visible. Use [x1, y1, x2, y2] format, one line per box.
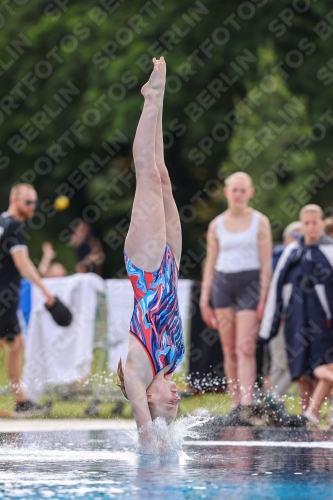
[0, 424, 333, 499]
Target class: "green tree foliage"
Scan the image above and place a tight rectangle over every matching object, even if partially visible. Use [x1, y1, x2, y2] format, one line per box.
[0, 0, 332, 277]
[219, 44, 317, 239]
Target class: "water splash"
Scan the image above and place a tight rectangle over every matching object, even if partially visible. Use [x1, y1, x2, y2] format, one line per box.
[136, 415, 212, 459]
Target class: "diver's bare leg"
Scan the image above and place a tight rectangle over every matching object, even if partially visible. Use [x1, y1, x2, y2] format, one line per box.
[125, 57, 167, 272]
[155, 97, 182, 265]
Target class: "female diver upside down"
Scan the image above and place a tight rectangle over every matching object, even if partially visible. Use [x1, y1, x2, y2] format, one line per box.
[116, 57, 185, 440]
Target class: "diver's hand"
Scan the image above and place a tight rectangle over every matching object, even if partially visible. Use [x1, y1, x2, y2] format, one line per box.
[138, 424, 156, 454]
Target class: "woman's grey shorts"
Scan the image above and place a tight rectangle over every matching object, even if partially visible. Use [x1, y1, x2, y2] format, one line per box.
[211, 270, 260, 311]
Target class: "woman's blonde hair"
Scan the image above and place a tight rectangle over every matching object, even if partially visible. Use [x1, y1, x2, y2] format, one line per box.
[324, 216, 333, 236]
[116, 357, 157, 418]
[299, 204, 323, 219]
[224, 172, 253, 189]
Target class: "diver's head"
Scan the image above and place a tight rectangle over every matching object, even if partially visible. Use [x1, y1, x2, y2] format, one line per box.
[116, 358, 180, 424]
[146, 377, 180, 424]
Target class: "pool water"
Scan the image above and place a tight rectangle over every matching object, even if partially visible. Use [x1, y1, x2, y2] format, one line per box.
[1, 421, 333, 499]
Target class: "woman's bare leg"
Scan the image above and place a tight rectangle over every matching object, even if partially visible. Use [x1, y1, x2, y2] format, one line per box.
[302, 364, 333, 419]
[125, 58, 166, 272]
[154, 101, 182, 265]
[215, 308, 239, 406]
[235, 310, 259, 405]
[306, 379, 332, 419]
[314, 363, 333, 383]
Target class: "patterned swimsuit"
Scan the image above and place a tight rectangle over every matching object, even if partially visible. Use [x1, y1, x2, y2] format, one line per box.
[124, 244, 185, 376]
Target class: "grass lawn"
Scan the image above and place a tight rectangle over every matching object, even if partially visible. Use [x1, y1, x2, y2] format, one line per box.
[0, 346, 235, 418]
[1, 346, 330, 423]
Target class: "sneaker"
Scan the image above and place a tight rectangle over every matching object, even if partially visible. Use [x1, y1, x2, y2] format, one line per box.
[280, 413, 308, 428]
[223, 404, 268, 427]
[13, 400, 52, 418]
[264, 393, 286, 416]
[303, 411, 319, 428]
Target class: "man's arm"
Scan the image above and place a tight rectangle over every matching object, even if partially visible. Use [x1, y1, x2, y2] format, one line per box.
[11, 248, 54, 305]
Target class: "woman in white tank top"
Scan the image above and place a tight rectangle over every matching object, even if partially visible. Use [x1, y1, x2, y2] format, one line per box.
[200, 172, 272, 407]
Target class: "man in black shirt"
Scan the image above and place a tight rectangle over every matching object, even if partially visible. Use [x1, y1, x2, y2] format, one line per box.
[0, 183, 55, 416]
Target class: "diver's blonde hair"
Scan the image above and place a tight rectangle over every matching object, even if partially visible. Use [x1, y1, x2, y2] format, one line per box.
[116, 358, 128, 400]
[116, 357, 157, 418]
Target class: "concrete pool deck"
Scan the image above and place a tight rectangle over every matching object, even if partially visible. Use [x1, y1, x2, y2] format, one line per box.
[0, 419, 332, 436]
[0, 419, 136, 432]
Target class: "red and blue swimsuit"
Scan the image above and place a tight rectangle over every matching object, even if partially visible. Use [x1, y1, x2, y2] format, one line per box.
[124, 244, 185, 376]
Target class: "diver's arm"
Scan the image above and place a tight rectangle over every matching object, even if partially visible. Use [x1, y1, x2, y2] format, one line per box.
[125, 369, 155, 450]
[124, 368, 152, 429]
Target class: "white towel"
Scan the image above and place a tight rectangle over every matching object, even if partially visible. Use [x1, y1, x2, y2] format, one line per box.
[106, 278, 193, 372]
[22, 273, 104, 402]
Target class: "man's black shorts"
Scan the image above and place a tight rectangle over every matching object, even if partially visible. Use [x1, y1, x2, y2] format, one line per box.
[0, 302, 20, 341]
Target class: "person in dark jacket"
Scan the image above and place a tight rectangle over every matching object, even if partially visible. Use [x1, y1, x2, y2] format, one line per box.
[268, 221, 302, 400]
[259, 204, 333, 426]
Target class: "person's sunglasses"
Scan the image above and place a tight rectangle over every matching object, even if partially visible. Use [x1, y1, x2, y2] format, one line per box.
[25, 200, 39, 206]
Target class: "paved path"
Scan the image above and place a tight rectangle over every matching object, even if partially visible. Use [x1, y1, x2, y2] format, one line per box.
[0, 419, 136, 432]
